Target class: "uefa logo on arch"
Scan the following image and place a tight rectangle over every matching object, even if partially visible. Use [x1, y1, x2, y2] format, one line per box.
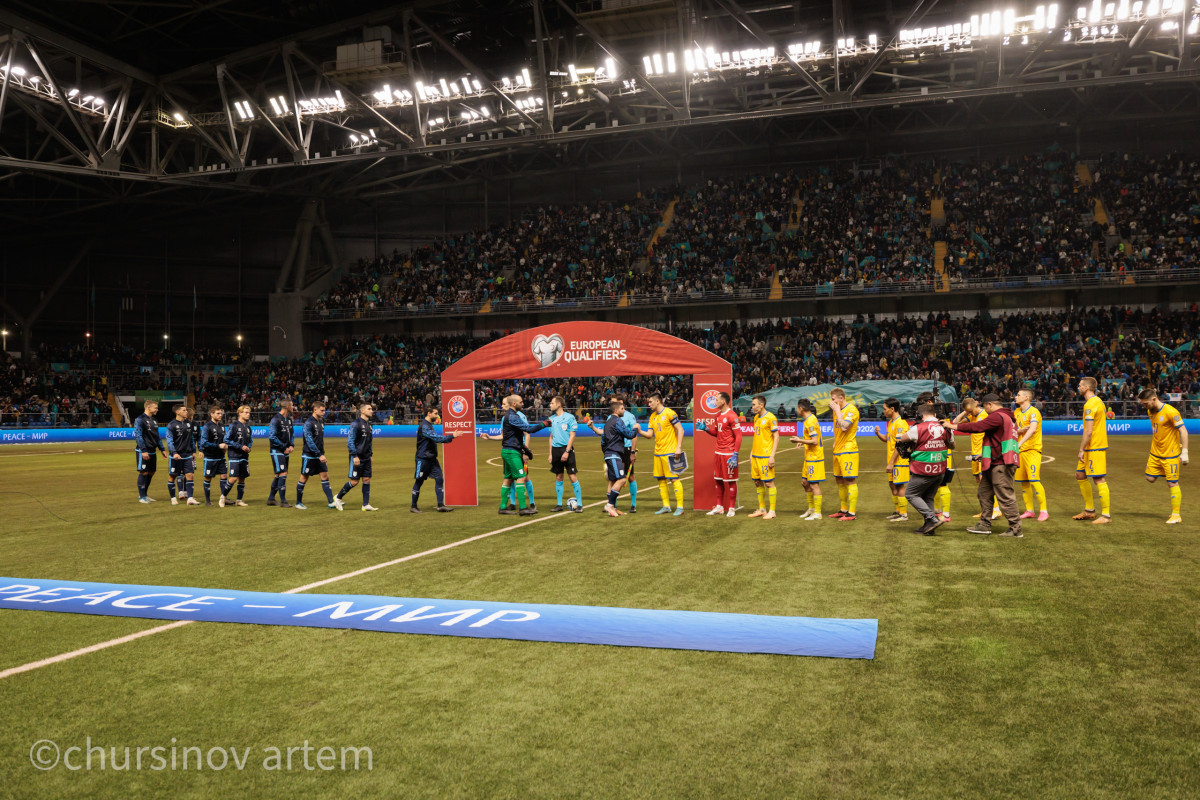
[531, 334, 565, 369]
[448, 395, 469, 418]
[701, 390, 723, 414]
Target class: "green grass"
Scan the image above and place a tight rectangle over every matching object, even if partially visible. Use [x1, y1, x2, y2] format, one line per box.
[0, 435, 1197, 799]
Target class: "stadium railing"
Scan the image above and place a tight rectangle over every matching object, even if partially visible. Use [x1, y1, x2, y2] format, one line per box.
[302, 266, 1200, 322]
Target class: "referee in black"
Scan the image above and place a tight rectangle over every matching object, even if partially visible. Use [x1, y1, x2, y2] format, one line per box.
[411, 407, 464, 512]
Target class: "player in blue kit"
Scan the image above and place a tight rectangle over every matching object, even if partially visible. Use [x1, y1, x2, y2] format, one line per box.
[548, 396, 584, 512]
[134, 401, 167, 504]
[199, 406, 229, 506]
[164, 404, 200, 506]
[595, 398, 639, 517]
[266, 400, 295, 507]
[337, 403, 378, 511]
[220, 405, 253, 507]
[295, 401, 342, 511]
[411, 407, 465, 512]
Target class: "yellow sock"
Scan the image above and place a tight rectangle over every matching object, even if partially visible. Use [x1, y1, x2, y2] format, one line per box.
[1080, 480, 1094, 511]
[813, 495, 822, 515]
[1097, 482, 1110, 517]
[892, 495, 901, 513]
[806, 491, 814, 511]
[1170, 484, 1181, 515]
[768, 486, 777, 512]
[838, 484, 848, 513]
[1023, 485, 1034, 512]
[672, 480, 685, 507]
[896, 495, 907, 515]
[932, 491, 941, 514]
[757, 486, 766, 510]
[659, 481, 671, 508]
[937, 486, 951, 513]
[1033, 482, 1047, 513]
[992, 500, 999, 514]
[847, 483, 859, 515]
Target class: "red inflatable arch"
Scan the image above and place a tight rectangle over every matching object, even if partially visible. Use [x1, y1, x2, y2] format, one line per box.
[439, 321, 733, 510]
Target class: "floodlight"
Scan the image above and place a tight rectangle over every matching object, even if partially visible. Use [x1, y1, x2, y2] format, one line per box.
[868, 33, 878, 46]
[415, 80, 426, 99]
[605, 58, 616, 79]
[350, 133, 360, 142]
[82, 95, 94, 103]
[173, 112, 185, 121]
[521, 68, 532, 86]
[29, 76, 40, 84]
[684, 50, 695, 70]
[269, 97, 282, 114]
[68, 88, 79, 97]
[480, 106, 489, 116]
[652, 53, 663, 74]
[643, 55, 653, 74]
[1117, 0, 1130, 18]
[335, 89, 344, 105]
[568, 63, 579, 82]
[666, 52, 676, 73]
[369, 129, 376, 138]
[277, 96, 289, 113]
[1090, 0, 1102, 20]
[440, 78, 450, 96]
[11, 66, 24, 76]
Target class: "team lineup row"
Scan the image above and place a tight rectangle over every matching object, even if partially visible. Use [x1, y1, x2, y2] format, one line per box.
[129, 379, 1187, 532]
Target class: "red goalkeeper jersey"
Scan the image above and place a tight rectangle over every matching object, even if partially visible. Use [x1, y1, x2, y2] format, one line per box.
[705, 409, 742, 454]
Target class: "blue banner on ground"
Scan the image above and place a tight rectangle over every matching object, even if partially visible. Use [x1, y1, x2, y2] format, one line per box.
[0, 578, 877, 659]
[2, 419, 1195, 445]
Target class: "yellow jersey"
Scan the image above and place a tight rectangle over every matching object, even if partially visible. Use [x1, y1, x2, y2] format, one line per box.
[648, 407, 680, 455]
[1149, 403, 1184, 459]
[968, 410, 987, 455]
[1083, 395, 1108, 450]
[1015, 405, 1043, 452]
[832, 402, 859, 454]
[887, 416, 910, 466]
[751, 411, 779, 458]
[801, 414, 823, 460]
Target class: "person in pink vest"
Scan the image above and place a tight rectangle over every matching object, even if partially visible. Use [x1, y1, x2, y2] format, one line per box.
[948, 393, 1023, 538]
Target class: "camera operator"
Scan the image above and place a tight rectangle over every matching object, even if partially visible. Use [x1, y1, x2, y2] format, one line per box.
[947, 393, 1023, 538]
[899, 403, 951, 535]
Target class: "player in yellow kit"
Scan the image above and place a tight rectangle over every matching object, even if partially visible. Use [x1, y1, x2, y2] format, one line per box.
[875, 398, 909, 522]
[1014, 389, 1049, 522]
[747, 394, 780, 519]
[1074, 377, 1111, 524]
[828, 387, 860, 521]
[1138, 388, 1189, 524]
[953, 397, 998, 519]
[790, 399, 824, 520]
[638, 393, 686, 516]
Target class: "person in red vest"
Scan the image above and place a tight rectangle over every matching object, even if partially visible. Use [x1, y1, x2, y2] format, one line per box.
[899, 402, 952, 535]
[948, 393, 1023, 537]
[695, 392, 742, 517]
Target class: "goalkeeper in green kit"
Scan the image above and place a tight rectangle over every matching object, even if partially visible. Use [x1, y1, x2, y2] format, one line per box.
[497, 394, 552, 516]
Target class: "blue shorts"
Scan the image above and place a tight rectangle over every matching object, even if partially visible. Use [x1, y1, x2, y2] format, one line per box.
[350, 456, 372, 480]
[228, 457, 249, 480]
[415, 458, 443, 482]
[300, 455, 326, 477]
[203, 456, 227, 479]
[168, 456, 195, 478]
[135, 451, 157, 473]
[270, 452, 290, 475]
[605, 454, 626, 482]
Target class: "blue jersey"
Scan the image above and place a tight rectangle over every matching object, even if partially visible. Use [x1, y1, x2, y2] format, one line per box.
[200, 421, 226, 459]
[268, 413, 294, 453]
[302, 416, 325, 457]
[601, 415, 637, 458]
[621, 411, 638, 449]
[164, 419, 195, 457]
[550, 412, 578, 447]
[416, 418, 453, 461]
[348, 418, 373, 458]
[501, 409, 546, 450]
[224, 421, 253, 457]
[134, 413, 161, 453]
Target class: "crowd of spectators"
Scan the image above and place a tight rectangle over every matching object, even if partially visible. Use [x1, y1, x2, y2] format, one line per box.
[3, 305, 1196, 426]
[310, 152, 1197, 315]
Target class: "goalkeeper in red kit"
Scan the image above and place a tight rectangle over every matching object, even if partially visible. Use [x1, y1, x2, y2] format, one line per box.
[696, 391, 743, 517]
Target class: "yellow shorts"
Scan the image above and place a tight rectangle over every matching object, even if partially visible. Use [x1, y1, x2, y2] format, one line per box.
[751, 456, 775, 482]
[652, 454, 679, 480]
[803, 459, 825, 483]
[1076, 450, 1107, 478]
[889, 463, 910, 485]
[832, 452, 859, 479]
[1015, 451, 1042, 482]
[1145, 454, 1181, 481]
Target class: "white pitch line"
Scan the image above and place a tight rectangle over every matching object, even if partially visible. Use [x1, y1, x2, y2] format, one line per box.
[0, 449, 85, 458]
[0, 477, 693, 681]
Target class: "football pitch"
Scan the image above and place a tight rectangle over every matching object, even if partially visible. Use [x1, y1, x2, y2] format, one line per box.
[0, 435, 1196, 799]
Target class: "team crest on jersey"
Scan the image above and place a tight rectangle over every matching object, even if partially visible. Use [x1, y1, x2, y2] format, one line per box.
[701, 390, 722, 414]
[531, 334, 565, 369]
[448, 395, 469, 418]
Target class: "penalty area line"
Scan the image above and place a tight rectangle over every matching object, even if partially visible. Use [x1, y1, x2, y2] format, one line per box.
[0, 477, 693, 681]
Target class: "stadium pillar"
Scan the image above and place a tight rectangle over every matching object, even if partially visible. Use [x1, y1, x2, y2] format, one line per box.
[441, 382, 478, 506]
[693, 372, 733, 511]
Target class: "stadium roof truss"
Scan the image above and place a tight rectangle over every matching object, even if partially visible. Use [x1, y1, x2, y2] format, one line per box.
[0, 0, 1198, 211]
